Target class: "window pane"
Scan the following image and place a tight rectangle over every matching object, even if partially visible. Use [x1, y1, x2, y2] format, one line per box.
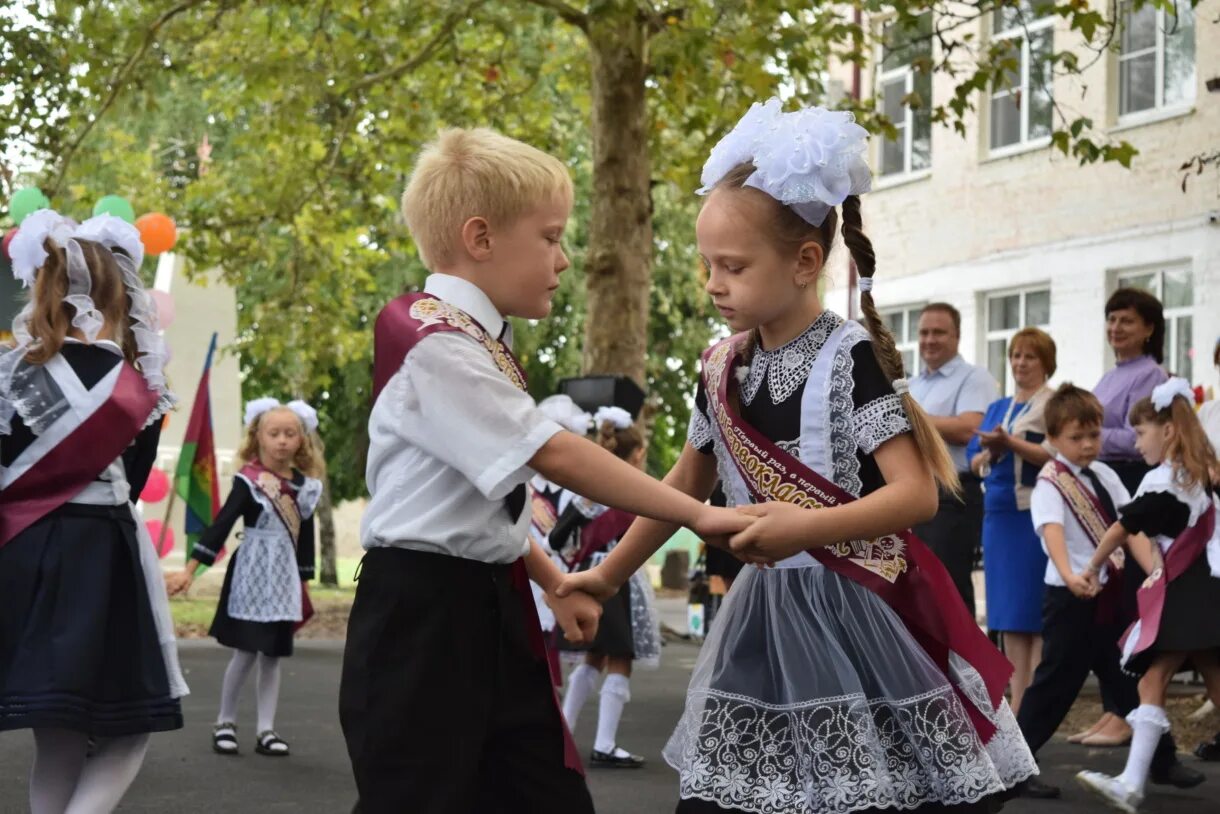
[902, 349, 916, 377]
[989, 294, 1021, 331]
[990, 94, 1021, 149]
[911, 71, 932, 171]
[1162, 267, 1192, 308]
[988, 339, 1010, 396]
[886, 311, 904, 338]
[882, 15, 932, 71]
[906, 308, 922, 342]
[996, 0, 1052, 33]
[1026, 289, 1051, 326]
[1173, 315, 1192, 380]
[881, 78, 907, 175]
[1118, 272, 1156, 293]
[1028, 30, 1053, 139]
[1121, 2, 1157, 53]
[1163, 5, 1196, 106]
[1121, 52, 1157, 115]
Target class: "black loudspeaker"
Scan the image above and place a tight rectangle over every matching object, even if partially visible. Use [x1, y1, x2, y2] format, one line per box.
[558, 375, 646, 419]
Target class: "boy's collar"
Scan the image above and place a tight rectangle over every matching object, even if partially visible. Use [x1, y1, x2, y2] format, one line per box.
[423, 273, 513, 348]
[1054, 452, 1093, 475]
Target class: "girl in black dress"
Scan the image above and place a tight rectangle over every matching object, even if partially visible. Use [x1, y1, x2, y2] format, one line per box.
[166, 398, 324, 758]
[1077, 378, 1220, 812]
[0, 210, 183, 813]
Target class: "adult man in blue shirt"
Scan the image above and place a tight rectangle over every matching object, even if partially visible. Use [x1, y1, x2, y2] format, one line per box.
[909, 303, 997, 618]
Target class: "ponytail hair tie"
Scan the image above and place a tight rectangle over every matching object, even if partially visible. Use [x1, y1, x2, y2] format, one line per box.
[858, 277, 874, 293]
[892, 378, 911, 396]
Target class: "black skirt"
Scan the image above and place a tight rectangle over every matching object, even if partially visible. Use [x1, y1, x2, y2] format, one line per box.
[208, 544, 295, 658]
[0, 504, 183, 736]
[1127, 553, 1220, 675]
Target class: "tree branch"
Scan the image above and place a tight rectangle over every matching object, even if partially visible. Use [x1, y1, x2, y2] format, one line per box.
[49, 0, 217, 195]
[346, 2, 480, 94]
[522, 0, 588, 32]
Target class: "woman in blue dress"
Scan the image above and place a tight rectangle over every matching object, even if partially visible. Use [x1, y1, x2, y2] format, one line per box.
[967, 327, 1056, 714]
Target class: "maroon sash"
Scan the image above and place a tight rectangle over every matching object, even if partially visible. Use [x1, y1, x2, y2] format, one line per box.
[563, 507, 636, 572]
[372, 291, 583, 774]
[239, 461, 315, 632]
[1119, 504, 1216, 666]
[1, 361, 159, 548]
[1036, 460, 1123, 621]
[703, 337, 1012, 743]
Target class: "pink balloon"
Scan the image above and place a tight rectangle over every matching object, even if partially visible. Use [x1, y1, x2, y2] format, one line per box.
[145, 519, 175, 559]
[141, 467, 170, 503]
[149, 290, 176, 330]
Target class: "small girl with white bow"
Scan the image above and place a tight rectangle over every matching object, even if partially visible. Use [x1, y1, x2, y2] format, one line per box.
[1077, 377, 1220, 813]
[167, 398, 324, 758]
[559, 100, 1035, 812]
[556, 406, 662, 769]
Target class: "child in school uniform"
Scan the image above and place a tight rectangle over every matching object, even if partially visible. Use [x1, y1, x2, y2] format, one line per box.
[1011, 384, 1141, 799]
[337, 127, 748, 814]
[1076, 378, 1220, 812]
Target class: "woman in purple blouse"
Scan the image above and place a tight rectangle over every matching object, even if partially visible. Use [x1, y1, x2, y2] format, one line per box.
[1094, 288, 1168, 492]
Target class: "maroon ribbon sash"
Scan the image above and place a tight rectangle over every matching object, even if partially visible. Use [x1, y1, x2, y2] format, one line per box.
[1, 361, 159, 548]
[704, 337, 1012, 743]
[563, 507, 636, 572]
[239, 461, 315, 632]
[372, 291, 583, 774]
[1037, 460, 1124, 621]
[1120, 504, 1215, 665]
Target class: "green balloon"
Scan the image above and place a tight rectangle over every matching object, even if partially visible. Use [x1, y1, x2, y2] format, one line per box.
[10, 187, 51, 226]
[93, 195, 136, 224]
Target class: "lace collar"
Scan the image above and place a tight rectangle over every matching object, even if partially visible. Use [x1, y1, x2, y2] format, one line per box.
[741, 310, 843, 405]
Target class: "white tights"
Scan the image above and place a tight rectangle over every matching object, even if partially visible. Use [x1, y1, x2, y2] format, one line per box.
[218, 648, 282, 733]
[30, 728, 150, 814]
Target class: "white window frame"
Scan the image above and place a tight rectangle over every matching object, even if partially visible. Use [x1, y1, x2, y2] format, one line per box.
[876, 16, 933, 179]
[881, 304, 926, 377]
[983, 286, 1051, 396]
[1114, 264, 1195, 380]
[988, 7, 1055, 156]
[1117, 1, 1195, 123]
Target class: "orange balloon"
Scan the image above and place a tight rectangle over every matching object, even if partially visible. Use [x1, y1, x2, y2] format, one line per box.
[136, 212, 177, 256]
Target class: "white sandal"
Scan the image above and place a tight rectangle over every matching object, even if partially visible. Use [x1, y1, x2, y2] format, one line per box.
[212, 723, 239, 755]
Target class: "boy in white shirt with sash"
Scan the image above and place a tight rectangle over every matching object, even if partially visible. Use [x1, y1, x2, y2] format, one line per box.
[338, 128, 748, 813]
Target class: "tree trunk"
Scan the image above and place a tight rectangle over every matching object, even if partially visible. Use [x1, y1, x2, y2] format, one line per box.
[318, 472, 339, 587]
[582, 11, 652, 386]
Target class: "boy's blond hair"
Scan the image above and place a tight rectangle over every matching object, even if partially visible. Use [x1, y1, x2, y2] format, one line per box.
[401, 128, 573, 269]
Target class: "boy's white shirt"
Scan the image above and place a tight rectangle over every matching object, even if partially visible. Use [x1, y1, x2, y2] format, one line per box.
[1029, 454, 1130, 587]
[361, 273, 564, 563]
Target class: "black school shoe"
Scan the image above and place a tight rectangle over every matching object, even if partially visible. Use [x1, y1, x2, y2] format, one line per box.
[590, 746, 645, 768]
[1010, 777, 1061, 799]
[1196, 732, 1220, 762]
[1150, 760, 1205, 788]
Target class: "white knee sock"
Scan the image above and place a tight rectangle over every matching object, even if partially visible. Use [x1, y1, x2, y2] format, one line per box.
[1118, 705, 1171, 794]
[562, 664, 600, 730]
[63, 733, 150, 814]
[218, 649, 257, 724]
[595, 673, 631, 754]
[256, 653, 282, 733]
[30, 728, 88, 814]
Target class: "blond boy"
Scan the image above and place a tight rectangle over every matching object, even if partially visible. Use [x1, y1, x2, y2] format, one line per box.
[339, 129, 746, 813]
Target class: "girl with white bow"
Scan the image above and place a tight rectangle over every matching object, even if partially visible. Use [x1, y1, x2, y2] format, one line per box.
[0, 209, 184, 814]
[558, 101, 1035, 812]
[166, 398, 324, 759]
[554, 406, 662, 769]
[1077, 378, 1220, 812]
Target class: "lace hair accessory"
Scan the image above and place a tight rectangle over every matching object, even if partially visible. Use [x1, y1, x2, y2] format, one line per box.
[537, 394, 593, 435]
[892, 378, 911, 396]
[1151, 377, 1194, 412]
[858, 277, 874, 292]
[594, 405, 633, 430]
[1, 208, 172, 435]
[245, 397, 320, 433]
[698, 98, 873, 227]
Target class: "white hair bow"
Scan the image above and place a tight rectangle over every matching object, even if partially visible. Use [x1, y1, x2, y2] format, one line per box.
[593, 405, 633, 430]
[244, 397, 320, 433]
[537, 394, 593, 434]
[1150, 377, 1194, 412]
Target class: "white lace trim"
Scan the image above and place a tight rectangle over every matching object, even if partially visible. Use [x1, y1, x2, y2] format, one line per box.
[853, 394, 911, 455]
[688, 405, 714, 451]
[742, 311, 840, 406]
[827, 331, 864, 496]
[667, 681, 1035, 814]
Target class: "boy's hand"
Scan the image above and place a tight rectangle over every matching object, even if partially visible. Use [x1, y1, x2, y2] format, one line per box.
[165, 570, 193, 597]
[554, 567, 619, 603]
[728, 502, 808, 564]
[1065, 572, 1095, 599]
[547, 588, 602, 644]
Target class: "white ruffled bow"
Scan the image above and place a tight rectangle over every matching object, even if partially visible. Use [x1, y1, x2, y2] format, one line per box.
[1151, 377, 1194, 412]
[699, 98, 873, 227]
[245, 397, 320, 433]
[593, 405, 633, 430]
